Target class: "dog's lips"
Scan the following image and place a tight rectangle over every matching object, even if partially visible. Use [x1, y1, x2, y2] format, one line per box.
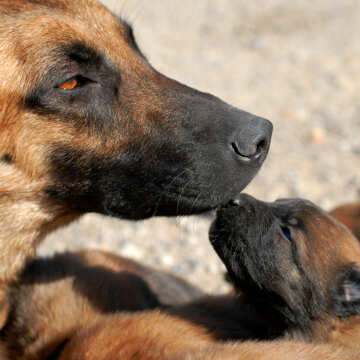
[216, 198, 248, 219]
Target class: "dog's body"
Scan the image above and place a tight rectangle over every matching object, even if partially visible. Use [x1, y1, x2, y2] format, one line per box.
[61, 322, 357, 360]
[0, 249, 356, 360]
[3, 198, 360, 359]
[0, 250, 203, 359]
[58, 313, 358, 360]
[56, 197, 360, 359]
[0, 0, 272, 285]
[0, 250, 271, 359]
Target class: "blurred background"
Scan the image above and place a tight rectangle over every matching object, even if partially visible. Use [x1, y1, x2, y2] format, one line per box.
[39, 0, 360, 292]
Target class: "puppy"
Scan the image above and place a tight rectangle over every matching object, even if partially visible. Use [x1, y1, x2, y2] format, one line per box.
[209, 194, 360, 348]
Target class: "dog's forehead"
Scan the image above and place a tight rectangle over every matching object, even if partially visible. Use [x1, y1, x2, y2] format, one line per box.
[0, 0, 143, 86]
[299, 205, 360, 264]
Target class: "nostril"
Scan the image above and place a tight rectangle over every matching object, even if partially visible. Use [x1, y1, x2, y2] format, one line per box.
[231, 138, 267, 160]
[231, 142, 242, 157]
[255, 138, 267, 157]
[229, 198, 241, 206]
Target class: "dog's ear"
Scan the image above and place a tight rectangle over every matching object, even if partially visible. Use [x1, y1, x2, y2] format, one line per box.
[330, 264, 360, 317]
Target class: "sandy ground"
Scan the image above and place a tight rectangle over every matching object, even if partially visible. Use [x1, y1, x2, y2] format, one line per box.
[39, 0, 360, 293]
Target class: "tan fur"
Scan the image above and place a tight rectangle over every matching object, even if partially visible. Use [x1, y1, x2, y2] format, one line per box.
[0, 0, 188, 285]
[59, 315, 360, 360]
[0, 0, 138, 283]
[281, 210, 360, 348]
[0, 0, 201, 329]
[3, 203, 360, 359]
[0, 250, 203, 359]
[59, 312, 213, 360]
[330, 201, 360, 241]
[177, 341, 360, 360]
[52, 202, 360, 359]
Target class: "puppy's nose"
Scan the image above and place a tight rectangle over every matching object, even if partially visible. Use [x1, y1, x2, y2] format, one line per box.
[228, 193, 256, 207]
[231, 117, 272, 161]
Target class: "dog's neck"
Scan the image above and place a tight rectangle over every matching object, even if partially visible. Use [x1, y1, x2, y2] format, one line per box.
[309, 314, 360, 350]
[0, 164, 74, 281]
[281, 310, 360, 351]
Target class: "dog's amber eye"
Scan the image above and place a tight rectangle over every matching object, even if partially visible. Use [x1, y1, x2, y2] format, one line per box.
[58, 78, 79, 90]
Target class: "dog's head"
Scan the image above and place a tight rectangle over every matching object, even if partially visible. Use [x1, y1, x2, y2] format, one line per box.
[0, 0, 272, 221]
[210, 195, 360, 328]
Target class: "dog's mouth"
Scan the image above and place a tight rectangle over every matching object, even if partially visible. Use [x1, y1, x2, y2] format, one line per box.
[104, 194, 217, 220]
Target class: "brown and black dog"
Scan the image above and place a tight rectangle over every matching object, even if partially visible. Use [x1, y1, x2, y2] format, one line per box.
[3, 196, 360, 359]
[0, 0, 271, 284]
[209, 195, 360, 348]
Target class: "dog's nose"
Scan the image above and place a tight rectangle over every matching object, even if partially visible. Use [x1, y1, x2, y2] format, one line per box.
[227, 193, 256, 207]
[231, 117, 272, 161]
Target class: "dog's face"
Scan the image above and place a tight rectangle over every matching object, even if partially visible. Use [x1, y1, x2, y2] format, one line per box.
[210, 195, 360, 327]
[0, 0, 272, 220]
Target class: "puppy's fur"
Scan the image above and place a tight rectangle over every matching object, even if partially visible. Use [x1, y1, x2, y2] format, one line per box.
[177, 341, 359, 360]
[59, 315, 358, 360]
[3, 197, 360, 358]
[330, 201, 360, 241]
[56, 196, 360, 359]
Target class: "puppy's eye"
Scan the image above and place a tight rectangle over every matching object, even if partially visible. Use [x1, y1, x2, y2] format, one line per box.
[281, 226, 292, 241]
[57, 76, 92, 90]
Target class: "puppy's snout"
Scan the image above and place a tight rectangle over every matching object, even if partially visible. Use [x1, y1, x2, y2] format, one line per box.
[227, 193, 257, 208]
[231, 117, 272, 161]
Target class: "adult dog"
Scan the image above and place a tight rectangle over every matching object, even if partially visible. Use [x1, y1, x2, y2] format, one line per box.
[0, 0, 271, 283]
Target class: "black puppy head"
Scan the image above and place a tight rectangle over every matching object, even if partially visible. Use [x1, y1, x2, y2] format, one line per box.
[210, 194, 360, 327]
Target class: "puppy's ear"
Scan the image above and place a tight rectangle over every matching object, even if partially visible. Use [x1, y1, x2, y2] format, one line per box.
[330, 264, 360, 317]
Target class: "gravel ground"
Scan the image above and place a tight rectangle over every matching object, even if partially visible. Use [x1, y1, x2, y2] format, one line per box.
[39, 0, 360, 293]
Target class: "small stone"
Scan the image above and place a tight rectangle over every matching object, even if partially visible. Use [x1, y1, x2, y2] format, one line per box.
[309, 127, 326, 144]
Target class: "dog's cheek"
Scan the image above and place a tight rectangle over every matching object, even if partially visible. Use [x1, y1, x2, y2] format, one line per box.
[43, 141, 192, 218]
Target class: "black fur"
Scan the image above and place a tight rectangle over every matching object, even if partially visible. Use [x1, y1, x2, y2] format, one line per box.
[121, 21, 144, 56]
[210, 195, 324, 329]
[18, 253, 160, 312]
[330, 264, 360, 318]
[1, 154, 13, 164]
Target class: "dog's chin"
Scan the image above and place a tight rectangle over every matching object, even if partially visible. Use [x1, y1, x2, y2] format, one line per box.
[103, 197, 219, 220]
